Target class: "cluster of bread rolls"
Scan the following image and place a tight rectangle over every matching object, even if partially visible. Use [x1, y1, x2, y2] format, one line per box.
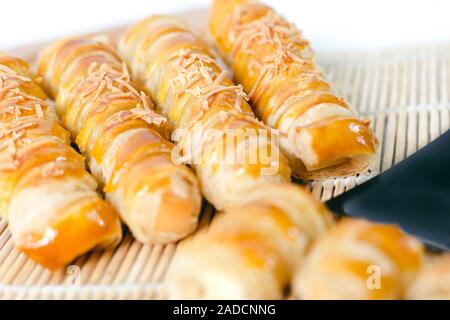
[209, 0, 379, 180]
[118, 10, 448, 300]
[0, 53, 122, 270]
[0, 0, 446, 302]
[36, 37, 202, 243]
[118, 15, 291, 210]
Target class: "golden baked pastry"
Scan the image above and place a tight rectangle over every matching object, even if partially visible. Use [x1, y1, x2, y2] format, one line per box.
[119, 15, 291, 210]
[0, 53, 122, 270]
[209, 0, 379, 180]
[36, 36, 202, 243]
[293, 219, 424, 299]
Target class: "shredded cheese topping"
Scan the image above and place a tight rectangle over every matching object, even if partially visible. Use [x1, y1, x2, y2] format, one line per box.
[137, 26, 294, 166]
[170, 48, 248, 113]
[105, 104, 167, 130]
[0, 64, 50, 171]
[0, 64, 31, 83]
[225, 4, 313, 102]
[76, 60, 167, 129]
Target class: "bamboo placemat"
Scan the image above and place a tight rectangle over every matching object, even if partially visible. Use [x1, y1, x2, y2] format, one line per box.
[1, 14, 449, 299]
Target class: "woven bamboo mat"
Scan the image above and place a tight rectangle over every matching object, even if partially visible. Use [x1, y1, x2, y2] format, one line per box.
[1, 13, 450, 299]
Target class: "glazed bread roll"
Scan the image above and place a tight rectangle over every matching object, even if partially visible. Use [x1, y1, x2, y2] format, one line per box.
[0, 53, 122, 270]
[406, 254, 450, 300]
[293, 219, 424, 299]
[36, 36, 202, 243]
[209, 0, 379, 180]
[119, 15, 291, 210]
[166, 184, 333, 299]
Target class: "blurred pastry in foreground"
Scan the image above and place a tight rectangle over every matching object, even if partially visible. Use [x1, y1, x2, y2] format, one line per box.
[292, 219, 424, 299]
[209, 0, 378, 180]
[166, 184, 333, 299]
[0, 53, 122, 270]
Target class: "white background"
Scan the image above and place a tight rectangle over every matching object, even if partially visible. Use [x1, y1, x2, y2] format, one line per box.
[1, 0, 450, 53]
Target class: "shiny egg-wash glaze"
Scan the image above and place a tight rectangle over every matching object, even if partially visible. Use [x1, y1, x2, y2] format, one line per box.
[209, 0, 378, 180]
[36, 37, 202, 244]
[119, 15, 291, 211]
[0, 53, 122, 270]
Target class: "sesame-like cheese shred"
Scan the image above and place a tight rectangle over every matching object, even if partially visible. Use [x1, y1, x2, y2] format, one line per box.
[166, 48, 253, 165]
[0, 72, 43, 170]
[80, 61, 162, 123]
[170, 48, 248, 112]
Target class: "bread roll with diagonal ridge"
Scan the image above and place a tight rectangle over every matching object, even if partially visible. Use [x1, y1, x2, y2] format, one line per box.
[119, 15, 291, 210]
[209, 0, 379, 180]
[293, 219, 424, 299]
[36, 36, 202, 243]
[166, 184, 333, 299]
[0, 53, 122, 270]
[406, 254, 450, 300]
